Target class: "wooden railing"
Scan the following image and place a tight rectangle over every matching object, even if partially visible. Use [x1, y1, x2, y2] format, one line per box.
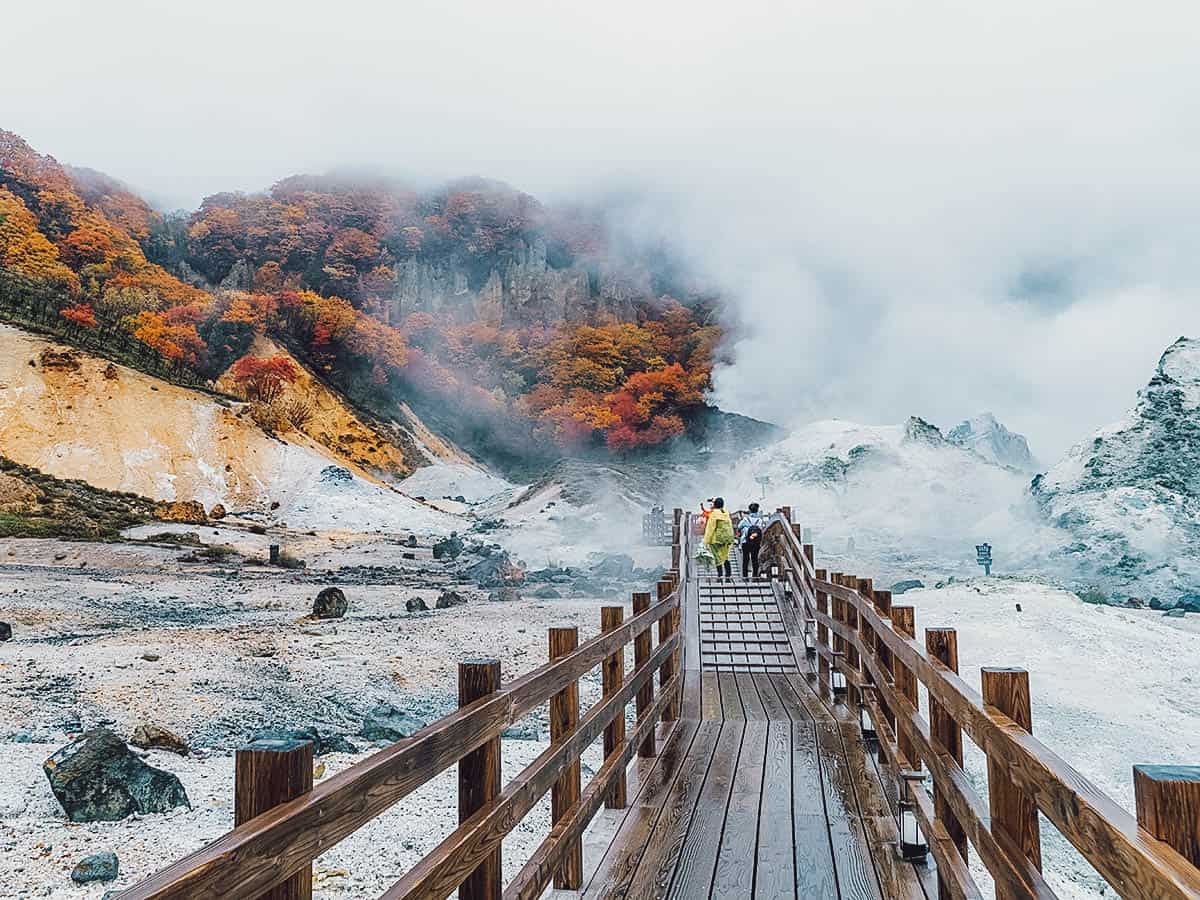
[119, 510, 688, 900]
[761, 511, 1200, 900]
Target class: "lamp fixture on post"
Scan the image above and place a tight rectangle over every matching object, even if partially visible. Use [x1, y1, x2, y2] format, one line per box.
[898, 771, 929, 862]
[831, 665, 847, 701]
[803, 618, 817, 659]
[858, 689, 877, 749]
[769, 562, 781, 581]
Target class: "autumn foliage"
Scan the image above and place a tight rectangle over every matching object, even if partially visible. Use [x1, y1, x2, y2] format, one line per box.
[0, 129, 724, 456]
[230, 355, 299, 403]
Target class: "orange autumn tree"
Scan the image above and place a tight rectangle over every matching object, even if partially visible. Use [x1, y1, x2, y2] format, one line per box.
[59, 303, 97, 329]
[230, 355, 299, 403]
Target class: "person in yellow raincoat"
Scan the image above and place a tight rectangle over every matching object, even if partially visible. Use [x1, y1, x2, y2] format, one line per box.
[703, 497, 736, 581]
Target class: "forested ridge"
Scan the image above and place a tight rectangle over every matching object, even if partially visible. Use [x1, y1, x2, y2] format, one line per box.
[0, 129, 728, 461]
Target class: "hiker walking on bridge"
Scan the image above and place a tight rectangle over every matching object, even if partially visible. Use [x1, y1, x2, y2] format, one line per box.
[703, 497, 736, 580]
[738, 501, 766, 579]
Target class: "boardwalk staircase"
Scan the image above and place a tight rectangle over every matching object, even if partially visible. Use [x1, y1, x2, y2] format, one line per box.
[119, 509, 1200, 900]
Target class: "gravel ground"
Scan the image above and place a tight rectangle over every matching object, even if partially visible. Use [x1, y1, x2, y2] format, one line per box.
[0, 533, 637, 898]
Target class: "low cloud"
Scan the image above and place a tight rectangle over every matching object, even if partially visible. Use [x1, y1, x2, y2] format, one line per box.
[8, 0, 1200, 459]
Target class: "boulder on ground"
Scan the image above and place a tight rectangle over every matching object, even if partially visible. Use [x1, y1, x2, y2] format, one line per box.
[154, 501, 207, 524]
[361, 704, 424, 742]
[891, 579, 924, 594]
[435, 590, 466, 609]
[433, 532, 465, 560]
[0, 622, 11, 642]
[464, 551, 524, 587]
[1164, 608, 1187, 618]
[489, 588, 523, 602]
[43, 728, 190, 822]
[1177, 594, 1200, 613]
[39, 347, 81, 371]
[129, 723, 189, 756]
[590, 554, 635, 579]
[102, 363, 119, 380]
[208, 503, 227, 520]
[313, 587, 348, 619]
[530, 586, 562, 599]
[249, 726, 354, 756]
[406, 597, 429, 612]
[71, 851, 118, 884]
[405, 534, 418, 548]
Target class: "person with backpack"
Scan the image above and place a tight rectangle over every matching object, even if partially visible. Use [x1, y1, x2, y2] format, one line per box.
[738, 502, 767, 580]
[703, 497, 736, 580]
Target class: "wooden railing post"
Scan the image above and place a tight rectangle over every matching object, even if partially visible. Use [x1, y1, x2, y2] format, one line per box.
[459, 659, 503, 900]
[235, 738, 314, 900]
[873, 589, 897, 737]
[658, 579, 678, 721]
[844, 574, 861, 707]
[1134, 766, 1200, 866]
[632, 591, 655, 758]
[601, 606, 627, 809]
[892, 606, 918, 766]
[548, 629, 582, 889]
[815, 569, 830, 690]
[927, 628, 967, 896]
[982, 667, 1042, 893]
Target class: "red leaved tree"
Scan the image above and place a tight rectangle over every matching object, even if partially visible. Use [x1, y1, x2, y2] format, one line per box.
[230, 355, 300, 403]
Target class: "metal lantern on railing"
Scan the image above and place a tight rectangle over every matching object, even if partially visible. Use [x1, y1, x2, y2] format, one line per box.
[831, 667, 847, 700]
[769, 562, 781, 580]
[803, 618, 817, 659]
[858, 694, 877, 749]
[898, 773, 929, 861]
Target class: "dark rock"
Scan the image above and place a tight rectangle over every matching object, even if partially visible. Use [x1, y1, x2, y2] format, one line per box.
[405, 535, 418, 548]
[488, 588, 522, 602]
[406, 597, 429, 612]
[249, 727, 354, 756]
[433, 532, 465, 560]
[402, 552, 416, 560]
[129, 723, 189, 756]
[435, 590, 467, 609]
[531, 586, 562, 599]
[590, 554, 635, 579]
[453, 494, 467, 503]
[313, 587, 348, 619]
[1176, 594, 1200, 613]
[0, 622, 10, 641]
[463, 551, 524, 587]
[44, 728, 190, 822]
[891, 580, 924, 594]
[361, 704, 424, 742]
[1149, 598, 1168, 610]
[71, 851, 119, 884]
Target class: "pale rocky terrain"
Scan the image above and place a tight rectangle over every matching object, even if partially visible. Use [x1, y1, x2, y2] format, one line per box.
[0, 529, 635, 898]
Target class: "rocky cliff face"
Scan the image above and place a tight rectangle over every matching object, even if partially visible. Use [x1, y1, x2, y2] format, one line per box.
[948, 412, 1037, 472]
[384, 237, 645, 327]
[1032, 337, 1200, 600]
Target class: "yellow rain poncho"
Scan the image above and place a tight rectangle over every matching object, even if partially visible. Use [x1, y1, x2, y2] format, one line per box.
[703, 508, 736, 566]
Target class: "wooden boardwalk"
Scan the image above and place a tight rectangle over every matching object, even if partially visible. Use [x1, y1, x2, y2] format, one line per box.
[560, 564, 933, 900]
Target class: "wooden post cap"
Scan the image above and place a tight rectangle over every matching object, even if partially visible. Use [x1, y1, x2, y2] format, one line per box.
[1134, 765, 1200, 865]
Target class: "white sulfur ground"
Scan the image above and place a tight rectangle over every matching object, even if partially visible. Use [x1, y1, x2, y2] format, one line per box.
[1, 737, 607, 900]
[901, 577, 1200, 898]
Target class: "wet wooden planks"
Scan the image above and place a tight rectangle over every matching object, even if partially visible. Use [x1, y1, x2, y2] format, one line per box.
[570, 570, 920, 900]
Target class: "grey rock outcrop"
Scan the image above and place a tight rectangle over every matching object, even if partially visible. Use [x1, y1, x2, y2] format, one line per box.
[1032, 337, 1200, 598]
[947, 413, 1037, 472]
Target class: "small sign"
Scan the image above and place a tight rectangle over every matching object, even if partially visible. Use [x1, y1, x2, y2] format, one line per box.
[975, 543, 992, 576]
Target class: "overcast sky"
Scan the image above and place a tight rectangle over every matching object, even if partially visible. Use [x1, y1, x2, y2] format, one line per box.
[7, 0, 1200, 459]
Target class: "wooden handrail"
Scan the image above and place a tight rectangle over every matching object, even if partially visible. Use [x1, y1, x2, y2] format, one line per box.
[763, 514, 1200, 900]
[121, 511, 689, 900]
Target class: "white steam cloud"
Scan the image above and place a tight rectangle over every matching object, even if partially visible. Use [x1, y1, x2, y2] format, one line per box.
[7, 0, 1200, 459]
